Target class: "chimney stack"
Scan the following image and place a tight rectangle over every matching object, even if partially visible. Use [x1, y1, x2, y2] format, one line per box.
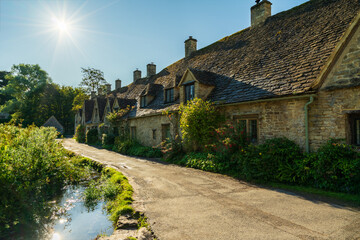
[147, 62, 156, 77]
[133, 69, 141, 82]
[97, 87, 103, 96]
[105, 83, 111, 93]
[185, 36, 197, 58]
[251, 0, 272, 27]
[115, 79, 121, 90]
[91, 91, 96, 100]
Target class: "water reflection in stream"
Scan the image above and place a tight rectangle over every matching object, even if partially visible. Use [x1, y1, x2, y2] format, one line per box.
[45, 184, 114, 240]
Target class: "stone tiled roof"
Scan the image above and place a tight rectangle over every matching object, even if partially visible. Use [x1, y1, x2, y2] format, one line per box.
[84, 100, 94, 123]
[106, 0, 360, 118]
[43, 116, 64, 134]
[97, 98, 107, 121]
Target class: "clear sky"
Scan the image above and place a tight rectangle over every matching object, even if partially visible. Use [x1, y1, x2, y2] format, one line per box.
[0, 0, 308, 89]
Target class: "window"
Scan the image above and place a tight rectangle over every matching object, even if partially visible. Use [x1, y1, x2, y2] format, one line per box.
[162, 124, 171, 141]
[131, 126, 136, 139]
[140, 96, 147, 107]
[184, 83, 194, 102]
[165, 88, 174, 103]
[234, 115, 258, 143]
[348, 113, 360, 146]
[152, 129, 157, 140]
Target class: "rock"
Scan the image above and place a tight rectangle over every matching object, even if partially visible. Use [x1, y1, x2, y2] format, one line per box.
[137, 227, 153, 240]
[116, 214, 138, 230]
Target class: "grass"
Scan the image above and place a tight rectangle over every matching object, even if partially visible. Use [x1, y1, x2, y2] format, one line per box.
[265, 182, 360, 206]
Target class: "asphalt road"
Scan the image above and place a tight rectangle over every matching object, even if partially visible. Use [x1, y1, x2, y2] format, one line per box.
[62, 139, 360, 240]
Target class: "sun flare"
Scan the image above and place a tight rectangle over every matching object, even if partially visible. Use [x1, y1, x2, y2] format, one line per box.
[52, 17, 69, 33]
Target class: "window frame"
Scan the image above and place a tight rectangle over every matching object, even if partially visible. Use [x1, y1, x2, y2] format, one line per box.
[233, 114, 259, 144]
[165, 88, 174, 103]
[184, 83, 195, 102]
[347, 113, 360, 146]
[140, 96, 147, 108]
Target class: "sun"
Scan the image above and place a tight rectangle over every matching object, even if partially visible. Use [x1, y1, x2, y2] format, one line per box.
[52, 17, 69, 33]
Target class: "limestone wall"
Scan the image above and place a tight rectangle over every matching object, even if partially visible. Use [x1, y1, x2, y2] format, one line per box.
[128, 114, 178, 147]
[223, 98, 308, 149]
[309, 87, 360, 150]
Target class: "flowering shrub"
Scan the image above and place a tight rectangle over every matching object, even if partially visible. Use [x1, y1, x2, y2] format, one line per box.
[206, 121, 248, 154]
[179, 98, 223, 151]
[160, 134, 183, 161]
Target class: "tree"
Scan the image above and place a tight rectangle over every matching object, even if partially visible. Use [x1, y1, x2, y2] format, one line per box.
[0, 71, 11, 105]
[80, 67, 107, 93]
[1, 64, 51, 125]
[72, 90, 88, 112]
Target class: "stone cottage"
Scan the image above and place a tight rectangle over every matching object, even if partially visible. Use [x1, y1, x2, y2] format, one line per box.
[76, 0, 360, 152]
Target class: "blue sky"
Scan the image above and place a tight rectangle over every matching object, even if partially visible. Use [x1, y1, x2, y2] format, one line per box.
[0, 0, 308, 88]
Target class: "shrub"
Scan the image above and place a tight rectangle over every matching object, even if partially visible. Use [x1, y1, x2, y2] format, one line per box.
[256, 137, 304, 182]
[113, 137, 162, 158]
[310, 139, 360, 193]
[86, 128, 98, 144]
[75, 124, 86, 143]
[102, 133, 115, 146]
[207, 121, 248, 155]
[180, 152, 220, 172]
[179, 98, 223, 151]
[160, 135, 184, 161]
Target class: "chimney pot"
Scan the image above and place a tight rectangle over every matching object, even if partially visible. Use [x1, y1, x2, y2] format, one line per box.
[115, 79, 121, 90]
[147, 63, 156, 77]
[105, 83, 111, 93]
[185, 36, 197, 58]
[133, 69, 141, 82]
[251, 0, 272, 27]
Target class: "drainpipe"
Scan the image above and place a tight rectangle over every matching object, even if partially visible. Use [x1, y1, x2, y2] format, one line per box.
[304, 96, 314, 153]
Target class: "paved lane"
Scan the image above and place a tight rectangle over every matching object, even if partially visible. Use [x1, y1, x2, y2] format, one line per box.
[62, 139, 360, 240]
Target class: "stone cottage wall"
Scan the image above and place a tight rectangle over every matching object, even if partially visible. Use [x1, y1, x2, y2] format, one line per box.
[128, 114, 178, 147]
[223, 98, 308, 149]
[309, 87, 360, 150]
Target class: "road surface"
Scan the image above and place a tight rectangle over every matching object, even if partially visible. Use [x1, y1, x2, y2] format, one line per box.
[62, 139, 360, 240]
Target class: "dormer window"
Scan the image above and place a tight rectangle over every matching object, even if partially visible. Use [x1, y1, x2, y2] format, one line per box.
[140, 96, 147, 107]
[184, 83, 195, 102]
[165, 88, 174, 103]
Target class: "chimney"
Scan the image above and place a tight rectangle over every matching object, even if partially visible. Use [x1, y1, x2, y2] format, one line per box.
[133, 69, 141, 82]
[251, 0, 272, 27]
[105, 83, 111, 93]
[185, 36, 197, 58]
[115, 79, 121, 90]
[97, 87, 103, 96]
[91, 91, 96, 100]
[147, 62, 156, 77]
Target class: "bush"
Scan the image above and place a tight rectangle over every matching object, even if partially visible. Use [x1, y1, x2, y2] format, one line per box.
[179, 98, 223, 151]
[113, 137, 162, 158]
[86, 128, 98, 144]
[257, 137, 304, 182]
[309, 139, 360, 193]
[180, 152, 219, 172]
[75, 124, 86, 143]
[102, 133, 115, 146]
[160, 135, 184, 161]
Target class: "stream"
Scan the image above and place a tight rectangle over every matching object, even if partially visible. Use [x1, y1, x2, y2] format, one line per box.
[43, 183, 114, 240]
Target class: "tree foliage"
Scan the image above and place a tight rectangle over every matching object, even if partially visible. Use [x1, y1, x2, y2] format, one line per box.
[1, 64, 86, 134]
[80, 67, 107, 93]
